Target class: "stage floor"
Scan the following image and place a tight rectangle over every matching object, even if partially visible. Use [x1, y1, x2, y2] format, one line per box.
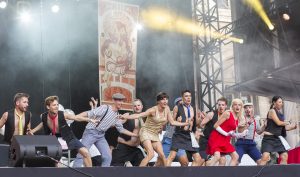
[0, 165, 299, 177]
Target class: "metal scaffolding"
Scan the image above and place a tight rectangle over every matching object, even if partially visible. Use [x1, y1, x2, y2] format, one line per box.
[192, 0, 224, 111]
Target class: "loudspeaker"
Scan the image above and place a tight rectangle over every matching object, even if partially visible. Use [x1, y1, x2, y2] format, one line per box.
[9, 135, 62, 167]
[0, 144, 9, 166]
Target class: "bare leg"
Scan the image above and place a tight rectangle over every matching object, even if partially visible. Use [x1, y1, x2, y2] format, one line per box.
[260, 152, 270, 165]
[219, 155, 227, 166]
[139, 140, 154, 166]
[166, 150, 177, 166]
[155, 157, 163, 167]
[229, 151, 239, 166]
[208, 151, 221, 166]
[152, 141, 167, 166]
[279, 152, 288, 164]
[191, 153, 202, 166]
[178, 155, 189, 167]
[78, 147, 92, 167]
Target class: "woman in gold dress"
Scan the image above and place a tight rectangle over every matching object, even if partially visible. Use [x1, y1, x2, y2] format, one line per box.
[120, 92, 189, 166]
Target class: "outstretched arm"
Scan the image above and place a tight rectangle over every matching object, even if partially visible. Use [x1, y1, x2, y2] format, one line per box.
[121, 129, 138, 137]
[167, 106, 189, 127]
[213, 111, 233, 136]
[120, 108, 153, 120]
[64, 113, 99, 124]
[0, 112, 8, 128]
[118, 121, 140, 147]
[269, 109, 288, 126]
[29, 122, 43, 135]
[285, 122, 297, 131]
[200, 112, 213, 128]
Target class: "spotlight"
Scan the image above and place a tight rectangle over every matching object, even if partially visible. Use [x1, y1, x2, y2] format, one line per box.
[282, 13, 290, 21]
[136, 23, 143, 30]
[238, 39, 244, 44]
[0, 0, 7, 9]
[280, 2, 291, 21]
[51, 4, 60, 13]
[268, 24, 275, 31]
[19, 12, 32, 23]
[17, 1, 32, 23]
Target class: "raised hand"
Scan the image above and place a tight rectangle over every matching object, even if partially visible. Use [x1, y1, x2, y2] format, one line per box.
[199, 111, 206, 120]
[91, 97, 98, 107]
[89, 101, 94, 109]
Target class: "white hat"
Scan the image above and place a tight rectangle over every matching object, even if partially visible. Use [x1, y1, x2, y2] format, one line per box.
[244, 102, 253, 107]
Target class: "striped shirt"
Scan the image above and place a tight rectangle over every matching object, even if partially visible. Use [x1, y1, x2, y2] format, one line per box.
[85, 105, 124, 133]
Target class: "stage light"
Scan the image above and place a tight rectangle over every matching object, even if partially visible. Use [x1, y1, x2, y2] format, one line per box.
[136, 23, 143, 30]
[238, 39, 244, 44]
[141, 7, 243, 43]
[0, 0, 7, 9]
[19, 12, 32, 23]
[268, 24, 275, 31]
[282, 13, 290, 21]
[51, 4, 60, 13]
[243, 0, 275, 31]
[280, 3, 291, 21]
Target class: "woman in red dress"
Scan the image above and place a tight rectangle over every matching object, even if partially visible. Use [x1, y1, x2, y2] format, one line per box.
[206, 98, 243, 166]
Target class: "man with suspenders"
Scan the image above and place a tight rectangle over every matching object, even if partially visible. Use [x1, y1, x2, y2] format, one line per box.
[72, 93, 138, 167]
[235, 102, 266, 165]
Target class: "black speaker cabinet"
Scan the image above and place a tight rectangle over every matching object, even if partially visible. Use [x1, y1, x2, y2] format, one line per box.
[0, 144, 9, 166]
[9, 135, 62, 167]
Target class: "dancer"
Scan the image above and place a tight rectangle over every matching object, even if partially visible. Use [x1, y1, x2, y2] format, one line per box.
[167, 90, 202, 166]
[120, 92, 189, 166]
[73, 93, 138, 167]
[235, 102, 266, 165]
[111, 99, 145, 166]
[30, 96, 97, 167]
[260, 96, 297, 165]
[199, 97, 228, 166]
[0, 93, 31, 144]
[158, 97, 189, 166]
[206, 98, 245, 166]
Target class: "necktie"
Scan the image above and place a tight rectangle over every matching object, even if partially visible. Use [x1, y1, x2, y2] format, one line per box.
[49, 114, 58, 135]
[185, 105, 191, 118]
[15, 110, 24, 135]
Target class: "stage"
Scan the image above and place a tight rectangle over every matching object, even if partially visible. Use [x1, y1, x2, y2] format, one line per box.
[0, 165, 299, 177]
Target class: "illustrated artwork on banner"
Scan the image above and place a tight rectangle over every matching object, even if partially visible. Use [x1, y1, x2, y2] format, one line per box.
[99, 0, 138, 110]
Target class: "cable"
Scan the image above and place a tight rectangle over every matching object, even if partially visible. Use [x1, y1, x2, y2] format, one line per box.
[250, 165, 269, 177]
[36, 151, 94, 177]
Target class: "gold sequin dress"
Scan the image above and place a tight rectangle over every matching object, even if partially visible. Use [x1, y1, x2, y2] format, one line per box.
[139, 106, 167, 142]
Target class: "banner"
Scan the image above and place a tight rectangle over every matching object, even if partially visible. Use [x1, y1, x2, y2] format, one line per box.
[99, 0, 139, 110]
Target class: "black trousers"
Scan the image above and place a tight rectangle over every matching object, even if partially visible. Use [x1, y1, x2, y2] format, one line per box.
[111, 143, 144, 166]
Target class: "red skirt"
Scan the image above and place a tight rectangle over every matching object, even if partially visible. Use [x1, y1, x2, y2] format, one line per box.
[206, 130, 235, 155]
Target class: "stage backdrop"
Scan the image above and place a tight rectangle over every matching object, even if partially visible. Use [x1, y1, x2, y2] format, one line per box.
[99, 0, 138, 110]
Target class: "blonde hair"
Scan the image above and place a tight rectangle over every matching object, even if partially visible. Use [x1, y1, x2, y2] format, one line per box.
[230, 98, 245, 125]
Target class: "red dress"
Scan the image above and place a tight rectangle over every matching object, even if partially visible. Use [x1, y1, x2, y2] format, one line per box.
[206, 112, 238, 155]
